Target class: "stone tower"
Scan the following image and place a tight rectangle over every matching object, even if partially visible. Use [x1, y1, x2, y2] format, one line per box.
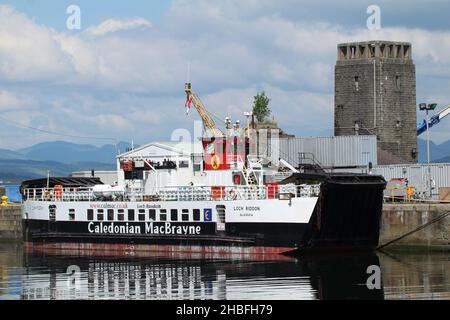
[334, 40, 417, 164]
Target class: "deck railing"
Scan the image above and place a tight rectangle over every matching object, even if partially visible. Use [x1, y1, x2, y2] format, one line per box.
[23, 184, 320, 202]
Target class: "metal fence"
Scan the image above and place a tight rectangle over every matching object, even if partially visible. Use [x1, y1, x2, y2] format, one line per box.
[372, 163, 450, 198]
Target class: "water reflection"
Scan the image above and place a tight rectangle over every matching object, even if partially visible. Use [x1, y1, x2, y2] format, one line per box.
[0, 243, 449, 300]
[379, 250, 450, 299]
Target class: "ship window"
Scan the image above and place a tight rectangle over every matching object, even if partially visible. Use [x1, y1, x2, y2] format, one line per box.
[206, 143, 215, 154]
[149, 209, 156, 221]
[117, 209, 124, 221]
[182, 209, 189, 221]
[138, 209, 146, 221]
[107, 209, 114, 221]
[128, 209, 135, 221]
[179, 161, 189, 168]
[97, 209, 104, 221]
[69, 209, 75, 221]
[171, 209, 178, 221]
[193, 209, 200, 221]
[160, 209, 167, 221]
[193, 155, 203, 172]
[49, 205, 56, 221]
[87, 209, 94, 221]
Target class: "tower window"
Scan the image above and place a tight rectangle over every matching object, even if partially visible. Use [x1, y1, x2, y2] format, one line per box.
[395, 75, 401, 90]
[354, 76, 359, 91]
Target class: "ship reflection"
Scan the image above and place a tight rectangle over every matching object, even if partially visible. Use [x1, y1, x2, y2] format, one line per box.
[20, 253, 384, 300]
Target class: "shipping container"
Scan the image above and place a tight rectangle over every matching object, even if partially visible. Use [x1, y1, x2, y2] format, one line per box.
[267, 135, 377, 168]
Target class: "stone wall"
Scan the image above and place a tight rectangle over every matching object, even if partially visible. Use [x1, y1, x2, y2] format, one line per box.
[0, 205, 22, 241]
[380, 203, 450, 249]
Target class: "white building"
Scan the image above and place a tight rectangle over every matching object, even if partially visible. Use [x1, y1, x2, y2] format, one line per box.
[116, 141, 235, 193]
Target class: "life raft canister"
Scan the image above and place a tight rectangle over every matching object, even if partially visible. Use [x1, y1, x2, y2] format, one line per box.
[54, 184, 63, 199]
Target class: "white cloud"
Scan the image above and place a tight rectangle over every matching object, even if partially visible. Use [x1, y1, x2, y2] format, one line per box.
[85, 17, 152, 37]
[0, 90, 30, 111]
[1, 2, 450, 148]
[0, 5, 73, 82]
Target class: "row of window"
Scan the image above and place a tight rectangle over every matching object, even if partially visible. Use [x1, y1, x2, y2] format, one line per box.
[83, 208, 202, 222]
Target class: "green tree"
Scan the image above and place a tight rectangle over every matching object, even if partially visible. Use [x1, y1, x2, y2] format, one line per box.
[252, 91, 271, 122]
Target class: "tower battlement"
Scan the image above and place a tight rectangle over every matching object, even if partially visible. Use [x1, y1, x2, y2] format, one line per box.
[337, 41, 412, 62]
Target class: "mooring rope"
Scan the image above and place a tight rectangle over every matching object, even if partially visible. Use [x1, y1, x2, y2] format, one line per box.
[377, 210, 450, 250]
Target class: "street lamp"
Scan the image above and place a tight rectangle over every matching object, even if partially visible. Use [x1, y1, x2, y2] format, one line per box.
[419, 102, 437, 198]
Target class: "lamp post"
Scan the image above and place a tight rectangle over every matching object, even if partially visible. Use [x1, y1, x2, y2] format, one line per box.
[419, 103, 437, 198]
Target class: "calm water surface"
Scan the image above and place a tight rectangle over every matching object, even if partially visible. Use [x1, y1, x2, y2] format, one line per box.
[0, 243, 448, 300]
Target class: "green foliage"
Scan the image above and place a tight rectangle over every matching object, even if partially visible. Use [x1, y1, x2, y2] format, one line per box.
[252, 91, 271, 122]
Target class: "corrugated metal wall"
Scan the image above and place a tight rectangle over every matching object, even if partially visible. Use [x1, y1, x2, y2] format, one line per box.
[372, 163, 450, 197]
[268, 135, 377, 168]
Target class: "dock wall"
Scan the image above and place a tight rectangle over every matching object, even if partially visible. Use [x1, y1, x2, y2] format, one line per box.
[0, 204, 22, 241]
[379, 203, 450, 250]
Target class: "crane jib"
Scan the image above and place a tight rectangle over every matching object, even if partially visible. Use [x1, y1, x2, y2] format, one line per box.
[417, 104, 450, 136]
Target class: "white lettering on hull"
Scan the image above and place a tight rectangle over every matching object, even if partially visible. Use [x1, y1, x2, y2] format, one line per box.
[88, 222, 201, 235]
[88, 222, 141, 234]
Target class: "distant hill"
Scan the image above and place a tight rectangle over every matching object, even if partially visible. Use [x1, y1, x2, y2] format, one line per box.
[418, 138, 450, 163]
[433, 156, 450, 163]
[17, 140, 133, 164]
[0, 148, 28, 160]
[0, 159, 115, 182]
[0, 140, 134, 183]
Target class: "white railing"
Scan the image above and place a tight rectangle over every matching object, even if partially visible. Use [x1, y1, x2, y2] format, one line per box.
[23, 184, 320, 202]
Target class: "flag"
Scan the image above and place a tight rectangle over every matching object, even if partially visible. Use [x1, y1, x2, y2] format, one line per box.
[185, 95, 192, 114]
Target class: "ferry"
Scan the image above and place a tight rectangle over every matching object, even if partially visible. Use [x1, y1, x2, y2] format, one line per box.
[20, 83, 386, 258]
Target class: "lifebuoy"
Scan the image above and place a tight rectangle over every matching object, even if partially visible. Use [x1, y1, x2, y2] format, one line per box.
[228, 189, 237, 200]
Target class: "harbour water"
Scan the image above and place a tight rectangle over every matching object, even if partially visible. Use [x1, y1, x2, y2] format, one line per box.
[0, 242, 448, 300]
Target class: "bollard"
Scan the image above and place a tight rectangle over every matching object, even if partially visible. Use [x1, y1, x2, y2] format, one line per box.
[0, 195, 8, 206]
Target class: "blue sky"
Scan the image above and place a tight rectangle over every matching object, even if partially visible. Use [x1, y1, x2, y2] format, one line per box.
[0, 0, 172, 30]
[0, 0, 450, 150]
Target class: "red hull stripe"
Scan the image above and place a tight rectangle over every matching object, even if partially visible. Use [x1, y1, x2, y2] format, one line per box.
[24, 242, 296, 261]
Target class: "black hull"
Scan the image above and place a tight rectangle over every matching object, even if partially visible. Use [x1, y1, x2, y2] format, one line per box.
[23, 173, 386, 256]
[283, 173, 386, 254]
[24, 220, 307, 250]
